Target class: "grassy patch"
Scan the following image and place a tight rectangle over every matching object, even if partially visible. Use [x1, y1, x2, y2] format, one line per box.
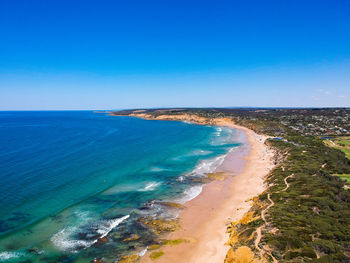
[122, 234, 140, 242]
[325, 137, 350, 159]
[341, 148, 350, 159]
[333, 174, 350, 183]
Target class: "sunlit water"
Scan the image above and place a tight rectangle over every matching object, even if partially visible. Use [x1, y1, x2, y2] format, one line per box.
[0, 111, 241, 262]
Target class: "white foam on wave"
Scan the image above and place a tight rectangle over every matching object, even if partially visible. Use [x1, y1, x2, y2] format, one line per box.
[0, 251, 24, 261]
[50, 209, 96, 251]
[214, 127, 222, 136]
[177, 176, 184, 182]
[138, 248, 147, 256]
[51, 227, 93, 252]
[190, 154, 226, 176]
[97, 215, 130, 238]
[211, 126, 237, 145]
[139, 182, 161, 191]
[51, 215, 129, 252]
[175, 185, 203, 204]
[174, 145, 237, 204]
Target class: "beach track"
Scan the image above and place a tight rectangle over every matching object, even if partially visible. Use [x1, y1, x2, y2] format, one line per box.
[254, 172, 294, 262]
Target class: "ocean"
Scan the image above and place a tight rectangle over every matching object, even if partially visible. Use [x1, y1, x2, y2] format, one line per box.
[0, 111, 241, 262]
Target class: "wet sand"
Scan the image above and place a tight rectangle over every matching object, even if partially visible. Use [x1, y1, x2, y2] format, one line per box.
[141, 122, 274, 263]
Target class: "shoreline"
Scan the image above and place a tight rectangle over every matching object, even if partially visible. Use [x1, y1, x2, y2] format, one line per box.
[112, 113, 275, 263]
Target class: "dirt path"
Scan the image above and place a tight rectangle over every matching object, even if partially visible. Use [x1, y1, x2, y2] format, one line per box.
[254, 173, 293, 262]
[282, 174, 293, 192]
[329, 140, 337, 147]
[254, 193, 277, 263]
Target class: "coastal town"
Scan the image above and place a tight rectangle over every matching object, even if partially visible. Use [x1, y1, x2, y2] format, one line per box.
[230, 108, 350, 136]
[116, 107, 350, 137]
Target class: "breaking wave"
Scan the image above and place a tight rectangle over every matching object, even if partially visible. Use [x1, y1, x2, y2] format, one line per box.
[175, 185, 203, 204]
[51, 215, 130, 252]
[0, 251, 24, 262]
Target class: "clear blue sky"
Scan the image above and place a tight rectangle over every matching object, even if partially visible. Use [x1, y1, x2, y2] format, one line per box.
[1, 0, 349, 110]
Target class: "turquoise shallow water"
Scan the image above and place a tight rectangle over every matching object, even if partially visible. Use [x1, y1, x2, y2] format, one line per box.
[0, 111, 241, 262]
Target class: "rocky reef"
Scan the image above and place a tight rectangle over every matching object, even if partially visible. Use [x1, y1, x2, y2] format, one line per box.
[138, 217, 180, 235]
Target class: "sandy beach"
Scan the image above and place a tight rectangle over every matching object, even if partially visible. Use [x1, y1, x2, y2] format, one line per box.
[137, 118, 275, 263]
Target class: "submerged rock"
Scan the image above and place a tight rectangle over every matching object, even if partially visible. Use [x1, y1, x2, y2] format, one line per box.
[148, 244, 161, 250]
[162, 202, 185, 209]
[150, 251, 164, 260]
[161, 238, 188, 246]
[138, 217, 180, 234]
[118, 254, 140, 263]
[27, 247, 40, 254]
[122, 234, 140, 242]
[95, 236, 108, 246]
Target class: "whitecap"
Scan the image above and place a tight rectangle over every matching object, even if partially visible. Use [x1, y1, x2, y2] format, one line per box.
[139, 182, 161, 191]
[138, 248, 147, 256]
[175, 185, 203, 204]
[51, 215, 129, 252]
[190, 154, 226, 177]
[97, 215, 130, 238]
[50, 226, 94, 252]
[211, 127, 237, 145]
[0, 251, 24, 261]
[177, 176, 185, 182]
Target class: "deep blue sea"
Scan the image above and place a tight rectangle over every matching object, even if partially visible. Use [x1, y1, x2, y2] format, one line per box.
[0, 111, 241, 262]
